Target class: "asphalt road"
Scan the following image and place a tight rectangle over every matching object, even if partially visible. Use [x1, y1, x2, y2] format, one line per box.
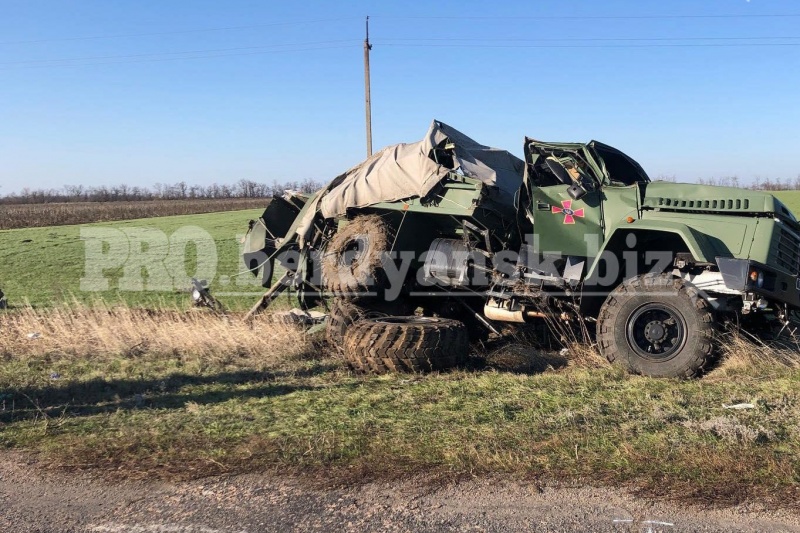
[2, 453, 799, 532]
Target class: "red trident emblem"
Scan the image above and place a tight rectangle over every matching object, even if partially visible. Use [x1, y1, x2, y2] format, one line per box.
[551, 200, 584, 224]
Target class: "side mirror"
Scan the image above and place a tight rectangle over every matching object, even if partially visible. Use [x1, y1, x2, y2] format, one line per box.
[545, 157, 591, 200]
[567, 182, 587, 200]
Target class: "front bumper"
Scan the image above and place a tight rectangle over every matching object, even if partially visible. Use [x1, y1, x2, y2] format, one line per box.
[717, 257, 800, 309]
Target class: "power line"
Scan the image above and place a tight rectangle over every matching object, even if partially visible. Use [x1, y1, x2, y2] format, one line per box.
[375, 42, 800, 49]
[0, 40, 360, 67]
[375, 36, 800, 43]
[6, 34, 797, 68]
[0, 17, 361, 46]
[373, 13, 800, 21]
[3, 38, 797, 70]
[3, 12, 798, 47]
[3, 18, 799, 71]
[0, 44, 361, 70]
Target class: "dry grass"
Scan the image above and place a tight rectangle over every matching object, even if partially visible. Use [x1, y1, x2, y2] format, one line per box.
[708, 329, 800, 379]
[515, 301, 609, 370]
[0, 304, 313, 364]
[0, 198, 270, 229]
[2, 306, 800, 508]
[488, 321, 800, 379]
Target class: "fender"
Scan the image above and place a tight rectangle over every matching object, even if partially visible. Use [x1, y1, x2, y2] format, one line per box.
[586, 221, 718, 279]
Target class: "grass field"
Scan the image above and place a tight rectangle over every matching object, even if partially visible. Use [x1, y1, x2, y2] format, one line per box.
[0, 198, 271, 230]
[2, 190, 799, 311]
[2, 190, 799, 310]
[0, 208, 269, 309]
[0, 306, 798, 507]
[773, 190, 800, 214]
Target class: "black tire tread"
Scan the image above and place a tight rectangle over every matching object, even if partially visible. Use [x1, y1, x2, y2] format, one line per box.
[343, 317, 468, 374]
[322, 215, 393, 298]
[597, 273, 714, 378]
[326, 299, 366, 350]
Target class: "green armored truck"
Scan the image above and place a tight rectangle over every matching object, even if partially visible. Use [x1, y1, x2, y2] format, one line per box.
[242, 120, 800, 378]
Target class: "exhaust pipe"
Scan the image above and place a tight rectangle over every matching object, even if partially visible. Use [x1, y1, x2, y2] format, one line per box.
[483, 305, 547, 323]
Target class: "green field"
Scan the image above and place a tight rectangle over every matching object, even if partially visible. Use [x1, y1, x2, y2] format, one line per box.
[773, 190, 800, 214]
[0, 208, 269, 309]
[2, 190, 800, 310]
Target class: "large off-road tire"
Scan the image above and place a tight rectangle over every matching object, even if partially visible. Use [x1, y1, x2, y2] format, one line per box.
[343, 316, 468, 374]
[326, 299, 364, 348]
[325, 298, 390, 350]
[597, 273, 715, 378]
[322, 215, 392, 298]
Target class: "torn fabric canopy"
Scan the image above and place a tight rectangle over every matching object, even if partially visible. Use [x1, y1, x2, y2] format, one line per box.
[297, 119, 524, 243]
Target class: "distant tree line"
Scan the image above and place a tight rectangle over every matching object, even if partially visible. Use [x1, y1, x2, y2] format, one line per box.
[0, 179, 323, 205]
[646, 175, 800, 191]
[4, 174, 800, 205]
[695, 176, 800, 191]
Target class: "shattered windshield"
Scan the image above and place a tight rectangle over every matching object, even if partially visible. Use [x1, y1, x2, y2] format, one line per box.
[590, 142, 650, 186]
[526, 145, 600, 190]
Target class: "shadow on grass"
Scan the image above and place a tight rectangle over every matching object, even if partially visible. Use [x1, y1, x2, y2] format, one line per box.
[1, 361, 341, 423]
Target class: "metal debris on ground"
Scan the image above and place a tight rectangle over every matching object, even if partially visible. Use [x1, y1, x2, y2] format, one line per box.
[265, 308, 327, 328]
[189, 278, 225, 313]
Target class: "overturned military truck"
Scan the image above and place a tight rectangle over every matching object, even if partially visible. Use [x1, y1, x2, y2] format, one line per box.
[242, 120, 800, 378]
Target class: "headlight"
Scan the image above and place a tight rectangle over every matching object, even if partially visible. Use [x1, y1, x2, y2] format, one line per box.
[749, 269, 765, 288]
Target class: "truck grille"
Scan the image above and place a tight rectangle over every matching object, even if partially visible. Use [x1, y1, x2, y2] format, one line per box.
[775, 228, 800, 275]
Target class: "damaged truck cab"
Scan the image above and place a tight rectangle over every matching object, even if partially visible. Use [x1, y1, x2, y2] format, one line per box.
[520, 138, 800, 316]
[242, 120, 800, 378]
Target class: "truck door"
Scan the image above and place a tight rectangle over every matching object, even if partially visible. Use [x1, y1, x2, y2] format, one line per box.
[524, 141, 605, 267]
[531, 180, 604, 259]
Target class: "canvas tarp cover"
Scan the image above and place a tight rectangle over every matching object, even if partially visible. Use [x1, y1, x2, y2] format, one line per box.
[296, 120, 524, 243]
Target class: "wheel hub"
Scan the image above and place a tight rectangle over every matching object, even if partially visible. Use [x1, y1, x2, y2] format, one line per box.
[644, 321, 667, 343]
[341, 238, 365, 266]
[626, 303, 687, 361]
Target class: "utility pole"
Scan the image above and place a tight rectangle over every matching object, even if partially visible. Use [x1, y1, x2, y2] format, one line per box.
[364, 16, 373, 157]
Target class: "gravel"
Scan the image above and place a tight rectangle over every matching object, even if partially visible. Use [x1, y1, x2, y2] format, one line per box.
[2, 452, 799, 532]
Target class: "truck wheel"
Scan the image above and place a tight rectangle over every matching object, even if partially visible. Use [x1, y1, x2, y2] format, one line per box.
[343, 316, 468, 374]
[428, 299, 491, 342]
[597, 273, 714, 378]
[322, 215, 392, 298]
[325, 298, 388, 350]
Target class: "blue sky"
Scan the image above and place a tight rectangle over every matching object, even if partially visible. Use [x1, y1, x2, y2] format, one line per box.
[1, 0, 799, 194]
